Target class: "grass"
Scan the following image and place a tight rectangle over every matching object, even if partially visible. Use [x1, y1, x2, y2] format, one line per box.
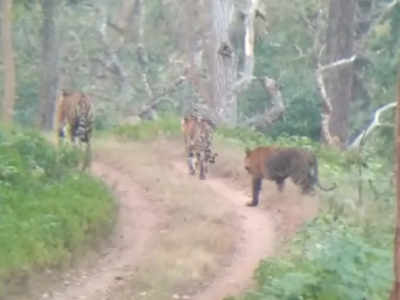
[112, 113, 181, 141]
[0, 128, 115, 296]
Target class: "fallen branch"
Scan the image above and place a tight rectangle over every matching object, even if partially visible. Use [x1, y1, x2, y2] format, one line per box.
[244, 76, 285, 127]
[348, 102, 396, 149]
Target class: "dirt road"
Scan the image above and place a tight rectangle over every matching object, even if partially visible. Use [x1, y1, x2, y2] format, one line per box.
[15, 139, 318, 300]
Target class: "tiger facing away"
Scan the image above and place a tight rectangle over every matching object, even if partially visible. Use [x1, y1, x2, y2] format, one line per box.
[55, 90, 94, 170]
[244, 146, 336, 206]
[181, 115, 218, 180]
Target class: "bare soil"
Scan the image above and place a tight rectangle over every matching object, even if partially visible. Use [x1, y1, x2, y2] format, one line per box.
[11, 138, 319, 300]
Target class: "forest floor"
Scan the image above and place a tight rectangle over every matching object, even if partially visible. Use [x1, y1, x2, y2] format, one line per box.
[10, 137, 318, 300]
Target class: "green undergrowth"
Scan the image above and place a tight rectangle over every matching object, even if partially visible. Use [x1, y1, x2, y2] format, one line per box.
[0, 128, 114, 291]
[227, 214, 392, 300]
[112, 114, 181, 141]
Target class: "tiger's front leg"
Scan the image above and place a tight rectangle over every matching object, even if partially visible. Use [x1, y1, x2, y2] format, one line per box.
[247, 177, 262, 206]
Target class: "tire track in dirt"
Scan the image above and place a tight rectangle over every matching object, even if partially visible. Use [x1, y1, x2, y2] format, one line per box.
[175, 162, 276, 300]
[46, 161, 159, 300]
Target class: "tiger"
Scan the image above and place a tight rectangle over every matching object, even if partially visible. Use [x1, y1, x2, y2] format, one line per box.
[244, 146, 336, 206]
[181, 115, 218, 180]
[55, 90, 94, 170]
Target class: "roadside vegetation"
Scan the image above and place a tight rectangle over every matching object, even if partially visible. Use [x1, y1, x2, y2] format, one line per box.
[0, 128, 114, 296]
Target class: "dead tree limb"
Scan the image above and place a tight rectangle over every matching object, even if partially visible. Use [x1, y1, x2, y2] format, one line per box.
[316, 55, 357, 147]
[244, 76, 285, 127]
[132, 76, 186, 118]
[374, 0, 399, 28]
[348, 102, 396, 149]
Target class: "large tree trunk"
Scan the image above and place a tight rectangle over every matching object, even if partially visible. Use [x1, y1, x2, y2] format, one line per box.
[390, 67, 400, 300]
[183, 0, 260, 126]
[211, 0, 237, 125]
[322, 0, 356, 146]
[1, 0, 16, 124]
[37, 0, 60, 130]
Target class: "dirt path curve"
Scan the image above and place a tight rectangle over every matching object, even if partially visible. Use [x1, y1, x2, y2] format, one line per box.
[47, 158, 276, 300]
[175, 162, 276, 300]
[48, 161, 159, 300]
[28, 139, 313, 300]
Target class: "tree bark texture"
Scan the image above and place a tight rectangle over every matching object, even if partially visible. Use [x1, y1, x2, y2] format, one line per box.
[232, 0, 258, 93]
[390, 67, 400, 300]
[38, 0, 60, 130]
[322, 0, 356, 146]
[1, 0, 16, 124]
[211, 0, 237, 125]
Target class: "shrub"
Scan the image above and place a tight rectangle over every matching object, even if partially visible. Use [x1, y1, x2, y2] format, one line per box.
[0, 128, 114, 291]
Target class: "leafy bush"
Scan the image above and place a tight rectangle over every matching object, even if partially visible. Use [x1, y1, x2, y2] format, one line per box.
[236, 215, 392, 300]
[0, 128, 114, 291]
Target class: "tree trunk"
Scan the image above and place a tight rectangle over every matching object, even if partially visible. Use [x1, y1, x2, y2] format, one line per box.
[183, 0, 260, 126]
[37, 0, 60, 130]
[390, 67, 400, 300]
[1, 0, 16, 124]
[211, 0, 237, 125]
[322, 0, 356, 146]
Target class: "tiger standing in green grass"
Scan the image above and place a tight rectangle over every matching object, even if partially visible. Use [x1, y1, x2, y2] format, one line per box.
[55, 90, 94, 170]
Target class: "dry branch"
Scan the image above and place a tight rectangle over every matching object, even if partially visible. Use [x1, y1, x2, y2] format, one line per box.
[244, 76, 285, 127]
[375, 0, 399, 27]
[316, 55, 357, 147]
[133, 76, 186, 118]
[348, 102, 396, 149]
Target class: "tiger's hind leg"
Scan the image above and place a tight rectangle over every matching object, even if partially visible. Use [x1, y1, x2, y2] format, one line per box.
[187, 152, 196, 175]
[198, 152, 206, 180]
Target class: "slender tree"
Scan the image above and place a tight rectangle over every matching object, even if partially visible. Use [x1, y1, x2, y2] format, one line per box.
[37, 0, 60, 130]
[390, 66, 400, 300]
[1, 0, 16, 124]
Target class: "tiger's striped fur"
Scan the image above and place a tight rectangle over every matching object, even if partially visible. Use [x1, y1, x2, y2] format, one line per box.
[181, 115, 217, 180]
[55, 90, 94, 170]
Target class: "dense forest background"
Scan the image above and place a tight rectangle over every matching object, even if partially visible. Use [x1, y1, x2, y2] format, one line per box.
[1, 0, 400, 299]
[1, 0, 398, 148]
